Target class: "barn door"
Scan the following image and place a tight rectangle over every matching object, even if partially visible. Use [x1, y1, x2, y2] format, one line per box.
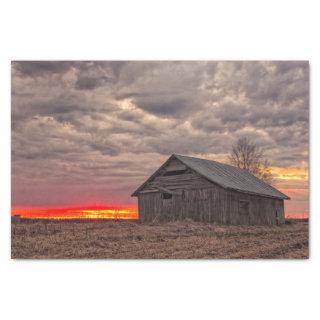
[275, 201, 283, 224]
[161, 192, 173, 221]
[238, 199, 250, 225]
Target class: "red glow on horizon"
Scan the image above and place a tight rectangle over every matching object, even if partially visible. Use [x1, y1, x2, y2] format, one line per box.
[12, 205, 138, 220]
[285, 213, 308, 219]
[11, 206, 308, 221]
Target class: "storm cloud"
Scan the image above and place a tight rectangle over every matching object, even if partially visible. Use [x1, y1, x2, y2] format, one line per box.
[11, 61, 309, 209]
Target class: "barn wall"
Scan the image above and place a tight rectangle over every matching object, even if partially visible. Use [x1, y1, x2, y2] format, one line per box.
[138, 186, 284, 225]
[221, 189, 285, 225]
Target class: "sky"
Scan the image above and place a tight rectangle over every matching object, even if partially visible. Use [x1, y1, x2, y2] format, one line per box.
[11, 61, 309, 218]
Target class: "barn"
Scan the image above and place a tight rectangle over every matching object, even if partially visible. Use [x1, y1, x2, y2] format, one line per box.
[132, 154, 290, 225]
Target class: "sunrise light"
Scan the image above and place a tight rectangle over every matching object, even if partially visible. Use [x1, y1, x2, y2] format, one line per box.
[11, 205, 138, 220]
[271, 166, 308, 181]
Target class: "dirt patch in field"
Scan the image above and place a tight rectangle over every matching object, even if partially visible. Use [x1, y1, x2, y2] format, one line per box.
[11, 220, 309, 259]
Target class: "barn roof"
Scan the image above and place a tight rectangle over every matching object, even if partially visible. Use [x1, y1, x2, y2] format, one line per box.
[132, 154, 290, 200]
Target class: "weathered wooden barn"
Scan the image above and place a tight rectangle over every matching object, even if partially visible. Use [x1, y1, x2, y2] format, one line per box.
[132, 154, 289, 225]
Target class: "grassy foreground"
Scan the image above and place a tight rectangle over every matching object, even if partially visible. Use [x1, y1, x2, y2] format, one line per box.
[11, 219, 308, 259]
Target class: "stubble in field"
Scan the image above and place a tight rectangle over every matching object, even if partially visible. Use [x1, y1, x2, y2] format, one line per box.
[11, 220, 308, 259]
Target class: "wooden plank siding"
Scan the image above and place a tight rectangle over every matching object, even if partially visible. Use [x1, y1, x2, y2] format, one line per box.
[138, 187, 284, 225]
[136, 157, 285, 225]
[139, 162, 213, 194]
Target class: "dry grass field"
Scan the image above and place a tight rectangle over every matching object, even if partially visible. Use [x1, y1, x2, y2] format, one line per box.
[11, 219, 308, 259]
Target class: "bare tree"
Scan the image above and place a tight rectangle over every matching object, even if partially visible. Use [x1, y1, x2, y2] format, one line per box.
[228, 137, 274, 185]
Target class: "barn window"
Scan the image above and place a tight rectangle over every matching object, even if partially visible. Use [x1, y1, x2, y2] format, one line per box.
[239, 199, 250, 215]
[163, 169, 187, 176]
[161, 193, 172, 199]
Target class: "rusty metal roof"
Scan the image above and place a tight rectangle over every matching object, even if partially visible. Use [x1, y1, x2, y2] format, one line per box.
[174, 154, 289, 200]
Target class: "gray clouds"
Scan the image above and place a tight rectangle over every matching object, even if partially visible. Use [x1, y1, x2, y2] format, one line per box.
[11, 61, 309, 207]
[12, 61, 74, 77]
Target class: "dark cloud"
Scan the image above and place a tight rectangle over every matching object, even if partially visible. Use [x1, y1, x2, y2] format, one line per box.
[275, 61, 309, 73]
[73, 61, 128, 90]
[12, 61, 73, 77]
[134, 96, 195, 117]
[75, 76, 110, 90]
[191, 110, 224, 133]
[11, 61, 309, 207]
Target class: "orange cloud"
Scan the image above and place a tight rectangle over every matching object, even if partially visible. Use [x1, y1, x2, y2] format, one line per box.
[271, 166, 308, 181]
[271, 165, 308, 218]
